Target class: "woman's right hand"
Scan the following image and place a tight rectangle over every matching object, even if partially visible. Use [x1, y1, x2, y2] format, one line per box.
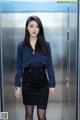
[15, 87, 22, 99]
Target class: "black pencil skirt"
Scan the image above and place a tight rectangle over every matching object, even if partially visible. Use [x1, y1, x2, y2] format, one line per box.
[22, 67, 49, 109]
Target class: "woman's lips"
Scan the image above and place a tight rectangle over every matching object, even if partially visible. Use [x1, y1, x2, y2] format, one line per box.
[32, 32, 36, 34]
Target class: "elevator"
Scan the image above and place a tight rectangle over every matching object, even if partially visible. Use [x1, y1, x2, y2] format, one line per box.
[0, 0, 80, 120]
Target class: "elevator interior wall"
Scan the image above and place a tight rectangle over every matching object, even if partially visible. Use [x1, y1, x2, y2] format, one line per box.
[62, 3, 78, 120]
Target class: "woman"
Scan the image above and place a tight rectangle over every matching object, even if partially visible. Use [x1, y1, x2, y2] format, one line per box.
[15, 15, 56, 120]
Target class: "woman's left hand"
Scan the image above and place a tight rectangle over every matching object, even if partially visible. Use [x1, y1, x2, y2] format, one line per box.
[49, 88, 55, 96]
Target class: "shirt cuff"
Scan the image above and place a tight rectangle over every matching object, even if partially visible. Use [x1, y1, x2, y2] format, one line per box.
[15, 87, 21, 90]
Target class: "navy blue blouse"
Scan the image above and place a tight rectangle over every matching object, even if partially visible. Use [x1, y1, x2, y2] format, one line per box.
[15, 41, 56, 88]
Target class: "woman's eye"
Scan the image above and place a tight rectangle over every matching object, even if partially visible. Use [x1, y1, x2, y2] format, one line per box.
[29, 25, 39, 28]
[30, 25, 33, 28]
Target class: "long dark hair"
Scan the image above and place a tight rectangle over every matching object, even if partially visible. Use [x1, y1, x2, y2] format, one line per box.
[24, 15, 48, 54]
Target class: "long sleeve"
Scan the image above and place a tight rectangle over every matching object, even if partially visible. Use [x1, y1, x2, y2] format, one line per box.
[46, 42, 56, 88]
[15, 42, 23, 87]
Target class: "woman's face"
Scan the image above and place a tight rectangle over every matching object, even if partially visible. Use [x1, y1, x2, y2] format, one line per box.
[27, 20, 40, 38]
